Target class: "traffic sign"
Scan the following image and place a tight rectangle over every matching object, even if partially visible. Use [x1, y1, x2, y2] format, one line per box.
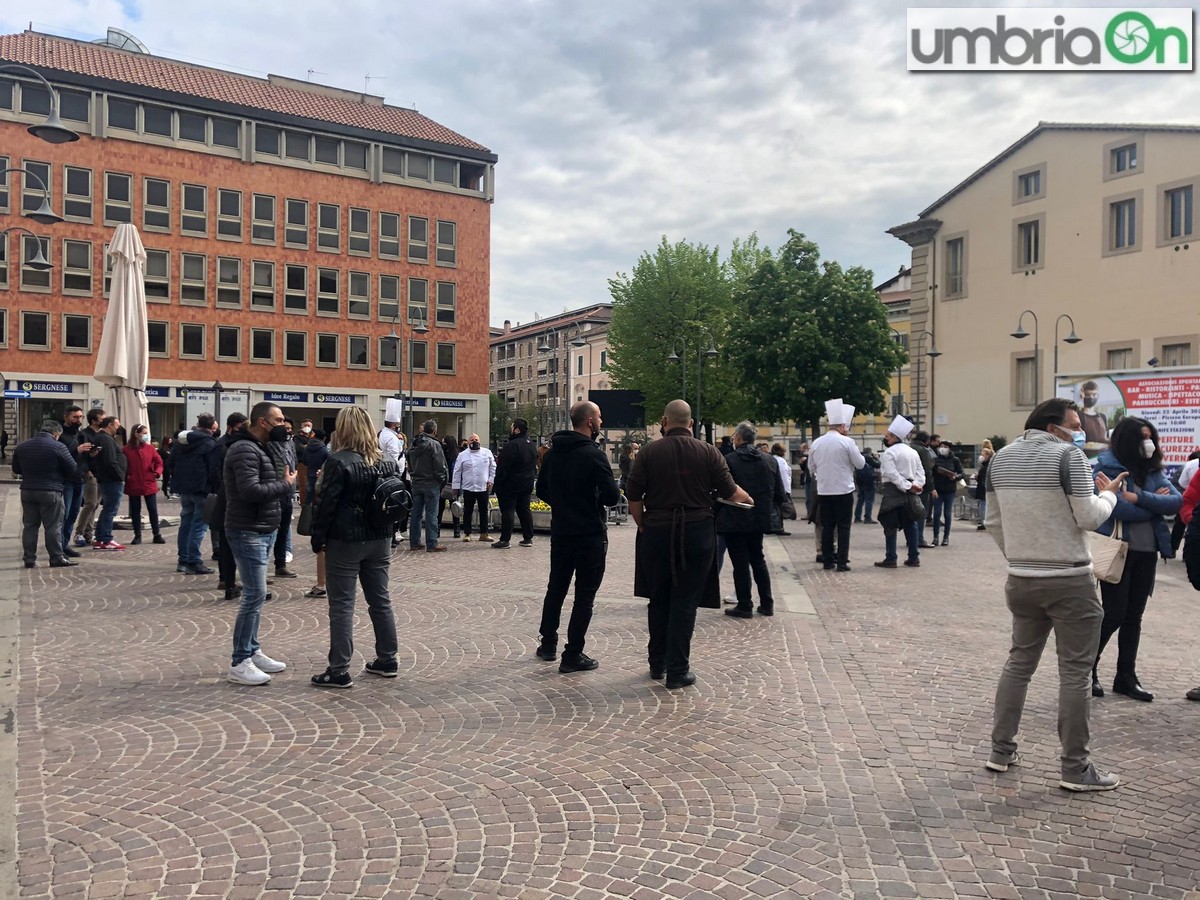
[3, 389, 31, 399]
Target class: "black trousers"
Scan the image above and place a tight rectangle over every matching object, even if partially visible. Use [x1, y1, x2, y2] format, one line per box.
[818, 493, 855, 566]
[499, 489, 534, 543]
[645, 522, 714, 678]
[274, 497, 293, 567]
[127, 493, 161, 536]
[723, 531, 774, 611]
[538, 534, 607, 657]
[212, 524, 238, 588]
[1095, 548, 1158, 679]
[462, 490, 490, 536]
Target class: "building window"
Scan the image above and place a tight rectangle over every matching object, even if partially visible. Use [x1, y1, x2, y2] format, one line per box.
[315, 136, 339, 166]
[178, 110, 206, 143]
[408, 153, 431, 182]
[1015, 356, 1036, 407]
[436, 220, 457, 266]
[1018, 170, 1040, 197]
[285, 199, 308, 248]
[58, 89, 90, 124]
[255, 125, 280, 156]
[317, 267, 340, 316]
[944, 235, 966, 298]
[1013, 164, 1045, 203]
[103, 172, 132, 224]
[408, 278, 428, 321]
[408, 216, 428, 262]
[180, 323, 206, 359]
[62, 240, 92, 295]
[285, 264, 308, 313]
[1106, 347, 1132, 369]
[348, 334, 369, 368]
[182, 184, 207, 236]
[433, 158, 456, 186]
[1110, 143, 1137, 175]
[0, 238, 7, 288]
[379, 274, 400, 321]
[143, 104, 172, 137]
[436, 342, 456, 373]
[316, 332, 339, 366]
[147, 320, 168, 357]
[600, 350, 608, 371]
[62, 314, 91, 353]
[251, 194, 275, 243]
[349, 271, 370, 319]
[21, 160, 50, 216]
[181, 253, 207, 304]
[318, 203, 339, 252]
[212, 117, 241, 149]
[379, 336, 398, 369]
[251, 260, 275, 310]
[379, 212, 400, 258]
[1105, 193, 1141, 255]
[143, 177, 170, 231]
[145, 249, 169, 301]
[576, 356, 584, 376]
[216, 325, 241, 361]
[344, 142, 368, 171]
[382, 148, 405, 177]
[251, 328, 274, 363]
[1162, 342, 1193, 367]
[215, 257, 242, 308]
[0, 154, 9, 212]
[20, 235, 50, 291]
[20, 310, 50, 350]
[1014, 216, 1043, 271]
[435, 281, 456, 327]
[285, 130, 310, 161]
[1164, 184, 1194, 241]
[348, 207, 370, 255]
[217, 189, 242, 240]
[64, 166, 92, 221]
[284, 331, 307, 365]
[409, 340, 428, 372]
[107, 97, 136, 130]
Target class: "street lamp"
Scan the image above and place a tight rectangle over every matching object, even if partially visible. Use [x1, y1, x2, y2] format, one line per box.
[0, 64, 81, 144]
[537, 328, 570, 430]
[1010, 309, 1040, 405]
[666, 333, 718, 439]
[0, 167, 64, 225]
[1053, 313, 1082, 389]
[387, 313, 407, 423]
[888, 328, 907, 416]
[667, 337, 688, 408]
[0, 226, 53, 270]
[570, 329, 593, 405]
[403, 308, 429, 438]
[912, 329, 940, 428]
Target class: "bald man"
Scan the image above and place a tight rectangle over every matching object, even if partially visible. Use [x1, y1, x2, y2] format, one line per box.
[535, 401, 621, 673]
[626, 400, 751, 689]
[452, 432, 497, 542]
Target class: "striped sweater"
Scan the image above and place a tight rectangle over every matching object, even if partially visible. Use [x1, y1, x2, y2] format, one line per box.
[984, 429, 1116, 578]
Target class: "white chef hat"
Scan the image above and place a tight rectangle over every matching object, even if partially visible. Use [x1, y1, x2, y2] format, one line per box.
[384, 398, 405, 424]
[887, 415, 914, 440]
[824, 398, 845, 426]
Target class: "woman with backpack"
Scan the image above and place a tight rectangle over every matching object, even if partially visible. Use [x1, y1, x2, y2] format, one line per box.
[309, 407, 404, 688]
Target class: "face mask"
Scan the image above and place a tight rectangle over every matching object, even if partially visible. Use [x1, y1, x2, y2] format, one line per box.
[301, 426, 312, 434]
[1141, 439, 1156, 459]
[268, 424, 290, 443]
[937, 447, 950, 457]
[141, 434, 151, 444]
[470, 441, 480, 451]
[1082, 395, 1098, 409]
[1056, 425, 1086, 449]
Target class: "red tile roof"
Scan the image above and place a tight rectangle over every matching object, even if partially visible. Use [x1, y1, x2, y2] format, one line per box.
[0, 30, 492, 155]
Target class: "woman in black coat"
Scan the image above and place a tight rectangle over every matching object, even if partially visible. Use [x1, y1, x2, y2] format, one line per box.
[974, 446, 993, 531]
[438, 434, 461, 537]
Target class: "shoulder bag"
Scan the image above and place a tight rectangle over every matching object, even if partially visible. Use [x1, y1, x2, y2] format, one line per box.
[1058, 445, 1127, 583]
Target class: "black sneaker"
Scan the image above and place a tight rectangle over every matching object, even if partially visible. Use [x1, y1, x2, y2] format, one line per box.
[724, 607, 753, 619]
[535, 645, 557, 661]
[311, 669, 353, 689]
[559, 653, 599, 673]
[518, 539, 534, 547]
[491, 541, 511, 549]
[364, 658, 399, 678]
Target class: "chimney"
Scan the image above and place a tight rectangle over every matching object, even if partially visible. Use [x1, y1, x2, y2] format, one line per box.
[503, 319, 511, 334]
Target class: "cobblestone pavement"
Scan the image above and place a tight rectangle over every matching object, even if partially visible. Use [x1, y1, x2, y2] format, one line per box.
[6, 484, 1200, 899]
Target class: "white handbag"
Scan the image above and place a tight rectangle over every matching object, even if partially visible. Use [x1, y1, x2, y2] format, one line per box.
[1087, 521, 1127, 584]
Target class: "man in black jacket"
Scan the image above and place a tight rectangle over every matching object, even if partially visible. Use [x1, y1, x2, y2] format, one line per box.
[212, 412, 248, 599]
[534, 401, 621, 673]
[13, 419, 88, 567]
[72, 407, 106, 546]
[407, 420, 449, 552]
[224, 402, 297, 686]
[492, 418, 538, 550]
[91, 416, 128, 551]
[718, 422, 786, 619]
[57, 405, 86, 558]
[173, 414, 219, 575]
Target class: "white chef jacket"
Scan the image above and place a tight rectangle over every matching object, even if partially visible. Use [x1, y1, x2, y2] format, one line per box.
[378, 427, 406, 475]
[452, 447, 496, 492]
[881, 441, 925, 492]
[808, 431, 866, 496]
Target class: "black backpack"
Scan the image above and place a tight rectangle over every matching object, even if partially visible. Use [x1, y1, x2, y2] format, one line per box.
[331, 450, 411, 531]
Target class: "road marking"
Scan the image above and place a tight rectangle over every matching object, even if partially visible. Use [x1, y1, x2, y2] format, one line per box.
[764, 535, 817, 617]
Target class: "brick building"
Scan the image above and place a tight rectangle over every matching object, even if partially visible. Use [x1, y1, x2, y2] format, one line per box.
[0, 28, 496, 443]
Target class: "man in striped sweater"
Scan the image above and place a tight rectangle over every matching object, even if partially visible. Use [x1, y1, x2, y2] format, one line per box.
[984, 397, 1128, 792]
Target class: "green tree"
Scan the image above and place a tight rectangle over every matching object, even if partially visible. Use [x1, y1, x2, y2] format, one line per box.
[727, 230, 906, 437]
[607, 235, 770, 437]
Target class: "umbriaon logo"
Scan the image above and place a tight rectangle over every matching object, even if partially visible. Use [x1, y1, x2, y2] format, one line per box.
[907, 8, 1193, 71]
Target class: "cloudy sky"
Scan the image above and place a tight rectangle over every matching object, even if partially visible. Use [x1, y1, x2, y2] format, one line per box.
[6, 1, 1198, 325]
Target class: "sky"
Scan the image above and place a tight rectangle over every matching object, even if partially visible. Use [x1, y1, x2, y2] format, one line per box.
[6, 1, 1200, 327]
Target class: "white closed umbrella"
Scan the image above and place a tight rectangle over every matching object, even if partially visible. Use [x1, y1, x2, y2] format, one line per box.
[93, 223, 150, 431]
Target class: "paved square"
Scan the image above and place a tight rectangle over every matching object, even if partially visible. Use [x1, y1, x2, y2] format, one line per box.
[4, 486, 1200, 898]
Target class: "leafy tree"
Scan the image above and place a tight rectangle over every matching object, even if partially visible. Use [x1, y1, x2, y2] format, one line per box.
[607, 235, 770, 437]
[727, 230, 906, 438]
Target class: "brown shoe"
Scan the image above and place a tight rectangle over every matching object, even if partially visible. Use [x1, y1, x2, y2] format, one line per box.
[427, 546, 449, 553]
[479, 534, 495, 543]
[407, 545, 425, 552]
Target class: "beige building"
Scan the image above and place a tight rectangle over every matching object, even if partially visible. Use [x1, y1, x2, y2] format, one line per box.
[889, 122, 1200, 444]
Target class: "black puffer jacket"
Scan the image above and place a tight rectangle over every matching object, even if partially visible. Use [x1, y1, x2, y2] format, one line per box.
[407, 432, 448, 486]
[310, 450, 402, 551]
[716, 444, 786, 534]
[223, 430, 291, 533]
[493, 433, 537, 496]
[932, 450, 964, 495]
[535, 430, 621, 537]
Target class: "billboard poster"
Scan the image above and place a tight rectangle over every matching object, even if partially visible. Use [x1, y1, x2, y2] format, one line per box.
[1057, 368, 1200, 475]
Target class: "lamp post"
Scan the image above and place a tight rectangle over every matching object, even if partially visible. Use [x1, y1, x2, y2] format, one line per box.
[1053, 313, 1082, 390]
[0, 64, 81, 144]
[537, 328, 571, 431]
[570, 329, 594, 405]
[1010, 310, 1040, 405]
[666, 333, 718, 439]
[0, 167, 65, 225]
[888, 328, 907, 417]
[666, 338, 688, 406]
[912, 328, 940, 432]
[405, 308, 429, 438]
[387, 313, 407, 428]
[0, 226, 53, 270]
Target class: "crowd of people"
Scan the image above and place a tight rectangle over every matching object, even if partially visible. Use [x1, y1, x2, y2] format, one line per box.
[11, 390, 1200, 791]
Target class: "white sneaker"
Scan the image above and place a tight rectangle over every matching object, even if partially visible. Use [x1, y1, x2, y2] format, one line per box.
[285, 550, 294, 564]
[227, 659, 271, 685]
[251, 651, 287, 674]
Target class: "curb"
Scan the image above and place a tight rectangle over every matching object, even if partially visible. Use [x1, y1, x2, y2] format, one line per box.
[0, 489, 21, 898]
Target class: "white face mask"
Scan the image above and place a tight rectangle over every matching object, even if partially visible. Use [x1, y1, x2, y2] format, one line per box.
[1141, 439, 1156, 459]
[937, 447, 950, 457]
[301, 426, 312, 434]
[141, 433, 152, 443]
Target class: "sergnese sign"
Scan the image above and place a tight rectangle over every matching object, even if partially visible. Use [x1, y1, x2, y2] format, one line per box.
[908, 8, 1193, 71]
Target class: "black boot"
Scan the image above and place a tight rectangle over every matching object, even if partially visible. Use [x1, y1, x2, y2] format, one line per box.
[131, 532, 143, 545]
[1112, 672, 1154, 702]
[1091, 669, 1104, 697]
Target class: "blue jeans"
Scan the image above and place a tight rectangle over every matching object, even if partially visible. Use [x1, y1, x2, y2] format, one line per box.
[884, 520, 922, 562]
[178, 492, 210, 566]
[855, 481, 876, 521]
[978, 498, 986, 523]
[409, 483, 441, 549]
[932, 492, 954, 541]
[61, 480, 84, 548]
[95, 480, 124, 543]
[228, 528, 277, 666]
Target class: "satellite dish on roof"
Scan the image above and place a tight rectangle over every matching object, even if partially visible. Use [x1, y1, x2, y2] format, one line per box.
[91, 27, 150, 54]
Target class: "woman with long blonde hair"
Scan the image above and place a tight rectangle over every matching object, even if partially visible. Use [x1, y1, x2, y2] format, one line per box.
[309, 406, 401, 688]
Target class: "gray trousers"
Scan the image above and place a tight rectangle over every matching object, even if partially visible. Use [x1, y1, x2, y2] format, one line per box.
[22, 490, 66, 564]
[325, 538, 398, 676]
[76, 474, 99, 538]
[991, 573, 1103, 778]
